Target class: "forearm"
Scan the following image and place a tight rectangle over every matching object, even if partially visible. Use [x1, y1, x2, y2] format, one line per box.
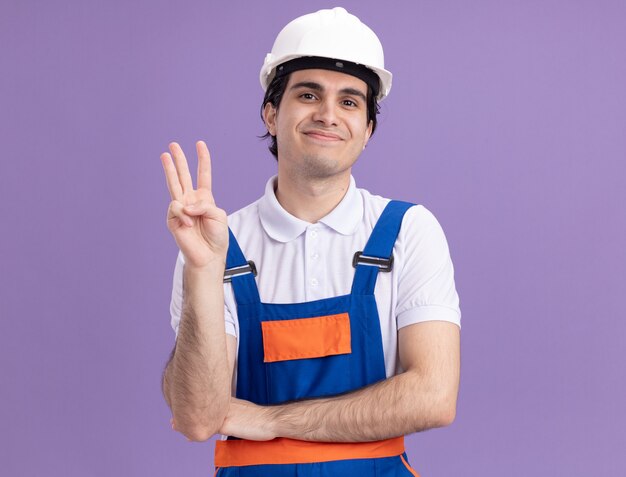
[221, 368, 458, 443]
[269, 369, 457, 442]
[163, 262, 231, 440]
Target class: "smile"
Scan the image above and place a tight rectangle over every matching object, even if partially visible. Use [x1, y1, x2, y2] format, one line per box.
[303, 130, 343, 142]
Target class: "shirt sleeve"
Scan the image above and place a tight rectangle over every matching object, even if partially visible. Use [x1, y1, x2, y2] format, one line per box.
[395, 205, 461, 329]
[169, 251, 237, 337]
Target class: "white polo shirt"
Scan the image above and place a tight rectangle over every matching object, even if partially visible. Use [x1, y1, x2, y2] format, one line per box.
[170, 175, 461, 377]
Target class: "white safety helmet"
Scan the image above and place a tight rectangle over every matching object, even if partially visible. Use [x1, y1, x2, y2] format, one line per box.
[260, 7, 392, 101]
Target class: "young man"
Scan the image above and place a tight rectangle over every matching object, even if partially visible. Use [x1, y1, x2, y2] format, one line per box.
[161, 7, 460, 476]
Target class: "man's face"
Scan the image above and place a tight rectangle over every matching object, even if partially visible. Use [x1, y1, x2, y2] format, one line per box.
[263, 68, 373, 179]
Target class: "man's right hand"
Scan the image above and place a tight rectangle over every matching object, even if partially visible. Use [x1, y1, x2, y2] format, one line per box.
[160, 141, 228, 269]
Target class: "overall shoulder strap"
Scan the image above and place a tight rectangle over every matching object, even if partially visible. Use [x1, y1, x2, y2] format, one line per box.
[351, 200, 414, 295]
[225, 228, 261, 305]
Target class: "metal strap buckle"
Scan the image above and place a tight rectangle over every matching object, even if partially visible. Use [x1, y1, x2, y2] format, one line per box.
[352, 252, 394, 272]
[223, 260, 257, 283]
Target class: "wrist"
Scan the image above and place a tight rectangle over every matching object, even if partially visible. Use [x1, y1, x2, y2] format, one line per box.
[265, 403, 303, 440]
[183, 260, 226, 282]
[262, 406, 281, 439]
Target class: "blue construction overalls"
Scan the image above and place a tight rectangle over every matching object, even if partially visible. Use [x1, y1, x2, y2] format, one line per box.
[215, 200, 420, 477]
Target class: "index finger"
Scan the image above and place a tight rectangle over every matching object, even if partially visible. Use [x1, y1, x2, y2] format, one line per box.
[196, 140, 213, 192]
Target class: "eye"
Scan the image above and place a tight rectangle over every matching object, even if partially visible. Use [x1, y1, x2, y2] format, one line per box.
[342, 99, 358, 108]
[300, 92, 317, 101]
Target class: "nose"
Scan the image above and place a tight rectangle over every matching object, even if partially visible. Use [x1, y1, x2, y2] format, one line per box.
[312, 99, 339, 126]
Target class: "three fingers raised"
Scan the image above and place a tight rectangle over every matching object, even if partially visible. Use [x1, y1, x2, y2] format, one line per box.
[161, 141, 213, 202]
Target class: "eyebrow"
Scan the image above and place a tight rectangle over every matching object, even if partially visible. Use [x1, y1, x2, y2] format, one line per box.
[289, 81, 367, 103]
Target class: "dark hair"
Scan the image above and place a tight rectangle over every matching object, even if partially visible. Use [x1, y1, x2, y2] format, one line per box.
[260, 73, 381, 160]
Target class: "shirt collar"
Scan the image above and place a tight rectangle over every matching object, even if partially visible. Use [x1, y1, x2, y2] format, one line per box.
[258, 175, 363, 243]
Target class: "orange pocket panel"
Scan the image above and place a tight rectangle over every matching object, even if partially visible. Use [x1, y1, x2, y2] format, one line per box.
[261, 313, 351, 363]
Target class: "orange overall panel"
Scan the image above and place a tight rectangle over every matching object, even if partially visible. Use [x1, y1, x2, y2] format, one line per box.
[215, 436, 405, 467]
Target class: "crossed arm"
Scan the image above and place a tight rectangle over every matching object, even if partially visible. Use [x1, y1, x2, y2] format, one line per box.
[167, 314, 460, 442]
[219, 320, 460, 442]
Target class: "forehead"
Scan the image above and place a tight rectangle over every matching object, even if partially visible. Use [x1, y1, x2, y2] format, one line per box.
[286, 68, 368, 94]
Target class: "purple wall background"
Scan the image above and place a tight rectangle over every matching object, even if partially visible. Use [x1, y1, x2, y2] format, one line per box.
[2, 1, 625, 475]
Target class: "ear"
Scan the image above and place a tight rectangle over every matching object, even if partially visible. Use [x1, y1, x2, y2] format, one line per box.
[263, 102, 277, 136]
[363, 120, 373, 150]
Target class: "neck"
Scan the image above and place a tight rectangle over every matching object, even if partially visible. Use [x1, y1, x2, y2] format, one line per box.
[275, 170, 351, 223]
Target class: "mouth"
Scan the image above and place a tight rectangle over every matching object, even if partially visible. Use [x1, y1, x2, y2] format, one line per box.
[302, 130, 343, 142]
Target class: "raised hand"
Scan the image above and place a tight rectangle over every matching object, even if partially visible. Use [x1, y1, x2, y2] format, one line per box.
[160, 141, 229, 269]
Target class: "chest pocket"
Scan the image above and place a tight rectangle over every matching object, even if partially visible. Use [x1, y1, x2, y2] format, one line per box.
[261, 313, 352, 362]
[261, 312, 354, 403]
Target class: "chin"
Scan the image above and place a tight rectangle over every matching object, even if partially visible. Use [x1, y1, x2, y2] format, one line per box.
[299, 154, 351, 179]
